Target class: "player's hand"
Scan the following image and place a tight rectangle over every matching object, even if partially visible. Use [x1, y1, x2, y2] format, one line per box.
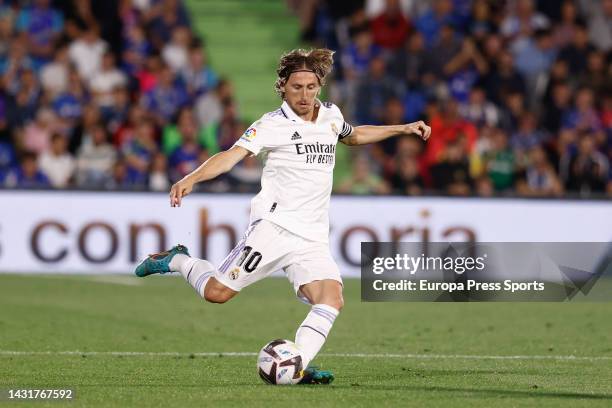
[169, 178, 195, 207]
[405, 121, 431, 141]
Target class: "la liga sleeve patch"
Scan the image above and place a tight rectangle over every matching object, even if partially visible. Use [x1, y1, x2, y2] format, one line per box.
[240, 127, 257, 142]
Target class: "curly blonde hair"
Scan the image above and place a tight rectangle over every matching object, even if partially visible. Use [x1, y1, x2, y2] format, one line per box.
[274, 48, 335, 99]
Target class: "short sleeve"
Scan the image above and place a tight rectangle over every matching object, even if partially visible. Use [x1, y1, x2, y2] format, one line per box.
[330, 103, 353, 140]
[233, 118, 270, 155]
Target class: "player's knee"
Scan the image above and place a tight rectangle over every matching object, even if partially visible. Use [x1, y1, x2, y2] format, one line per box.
[320, 295, 343, 312]
[331, 296, 344, 311]
[203, 286, 233, 304]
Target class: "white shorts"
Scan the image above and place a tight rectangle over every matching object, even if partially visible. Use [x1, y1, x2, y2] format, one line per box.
[215, 220, 342, 302]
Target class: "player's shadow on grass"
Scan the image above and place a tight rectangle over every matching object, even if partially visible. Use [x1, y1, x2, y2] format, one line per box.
[338, 385, 612, 401]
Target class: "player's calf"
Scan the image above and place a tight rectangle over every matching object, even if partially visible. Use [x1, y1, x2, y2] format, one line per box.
[294, 280, 343, 367]
[136, 244, 238, 303]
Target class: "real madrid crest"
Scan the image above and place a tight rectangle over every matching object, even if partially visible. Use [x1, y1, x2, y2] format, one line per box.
[331, 123, 339, 136]
[229, 268, 240, 280]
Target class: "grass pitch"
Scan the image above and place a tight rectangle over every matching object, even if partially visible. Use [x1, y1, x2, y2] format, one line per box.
[1, 274, 611, 407]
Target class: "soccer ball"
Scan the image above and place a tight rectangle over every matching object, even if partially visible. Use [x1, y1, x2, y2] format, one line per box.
[257, 339, 304, 385]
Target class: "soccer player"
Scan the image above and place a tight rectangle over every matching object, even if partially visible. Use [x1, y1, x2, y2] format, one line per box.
[135, 48, 431, 384]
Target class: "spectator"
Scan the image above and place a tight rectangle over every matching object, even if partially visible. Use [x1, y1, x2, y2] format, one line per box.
[195, 78, 232, 128]
[142, 64, 188, 124]
[585, 0, 612, 51]
[354, 57, 397, 124]
[76, 124, 116, 187]
[149, 152, 170, 192]
[6, 67, 40, 106]
[516, 145, 564, 197]
[182, 43, 218, 98]
[443, 38, 489, 103]
[68, 26, 108, 81]
[122, 24, 150, 75]
[122, 119, 157, 186]
[553, 0, 581, 48]
[423, 24, 463, 79]
[370, 0, 411, 50]
[38, 133, 74, 188]
[510, 112, 547, 164]
[370, 98, 411, 177]
[482, 128, 515, 192]
[389, 153, 425, 195]
[148, 0, 191, 48]
[461, 86, 499, 128]
[580, 50, 610, 95]
[500, 0, 550, 40]
[423, 98, 477, 169]
[163, 107, 217, 157]
[557, 21, 595, 76]
[475, 176, 494, 196]
[89, 51, 127, 108]
[402, 84, 427, 124]
[161, 26, 191, 73]
[136, 54, 162, 94]
[498, 90, 527, 133]
[541, 59, 570, 105]
[337, 154, 390, 194]
[415, 0, 457, 47]
[561, 133, 609, 194]
[4, 151, 50, 189]
[468, 0, 495, 41]
[52, 66, 86, 127]
[6, 84, 38, 128]
[15, 0, 64, 66]
[113, 104, 146, 149]
[168, 114, 203, 181]
[215, 101, 243, 151]
[562, 87, 602, 133]
[389, 31, 426, 86]
[542, 81, 572, 134]
[511, 28, 557, 97]
[22, 108, 56, 154]
[0, 140, 16, 174]
[341, 25, 381, 81]
[228, 155, 262, 193]
[39, 44, 69, 97]
[104, 159, 132, 190]
[102, 86, 130, 134]
[1, 37, 33, 83]
[430, 138, 472, 195]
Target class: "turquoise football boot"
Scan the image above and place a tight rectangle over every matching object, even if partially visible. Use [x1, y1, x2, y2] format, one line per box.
[298, 366, 335, 385]
[134, 244, 190, 277]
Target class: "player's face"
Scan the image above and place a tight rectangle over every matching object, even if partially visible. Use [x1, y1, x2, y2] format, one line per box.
[283, 71, 320, 118]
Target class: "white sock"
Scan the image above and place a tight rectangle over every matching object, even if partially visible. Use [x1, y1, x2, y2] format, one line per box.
[169, 254, 215, 298]
[295, 304, 339, 367]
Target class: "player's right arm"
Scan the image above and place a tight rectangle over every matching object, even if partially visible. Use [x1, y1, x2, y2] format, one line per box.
[169, 145, 250, 207]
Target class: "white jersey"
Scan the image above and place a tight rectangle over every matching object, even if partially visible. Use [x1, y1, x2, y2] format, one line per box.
[234, 100, 353, 243]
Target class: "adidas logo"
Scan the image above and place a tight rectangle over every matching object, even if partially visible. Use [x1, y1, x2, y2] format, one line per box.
[291, 131, 302, 140]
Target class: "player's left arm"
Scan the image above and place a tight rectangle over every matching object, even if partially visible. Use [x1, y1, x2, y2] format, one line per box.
[340, 121, 431, 146]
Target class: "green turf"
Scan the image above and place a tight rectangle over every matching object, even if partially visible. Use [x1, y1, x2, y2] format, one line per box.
[1, 274, 611, 407]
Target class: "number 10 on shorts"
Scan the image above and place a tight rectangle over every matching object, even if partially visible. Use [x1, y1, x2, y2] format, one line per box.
[237, 246, 262, 273]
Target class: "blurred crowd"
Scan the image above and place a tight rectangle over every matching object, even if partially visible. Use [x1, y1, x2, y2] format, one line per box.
[0, 0, 610, 198]
[296, 0, 612, 198]
[0, 0, 258, 193]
